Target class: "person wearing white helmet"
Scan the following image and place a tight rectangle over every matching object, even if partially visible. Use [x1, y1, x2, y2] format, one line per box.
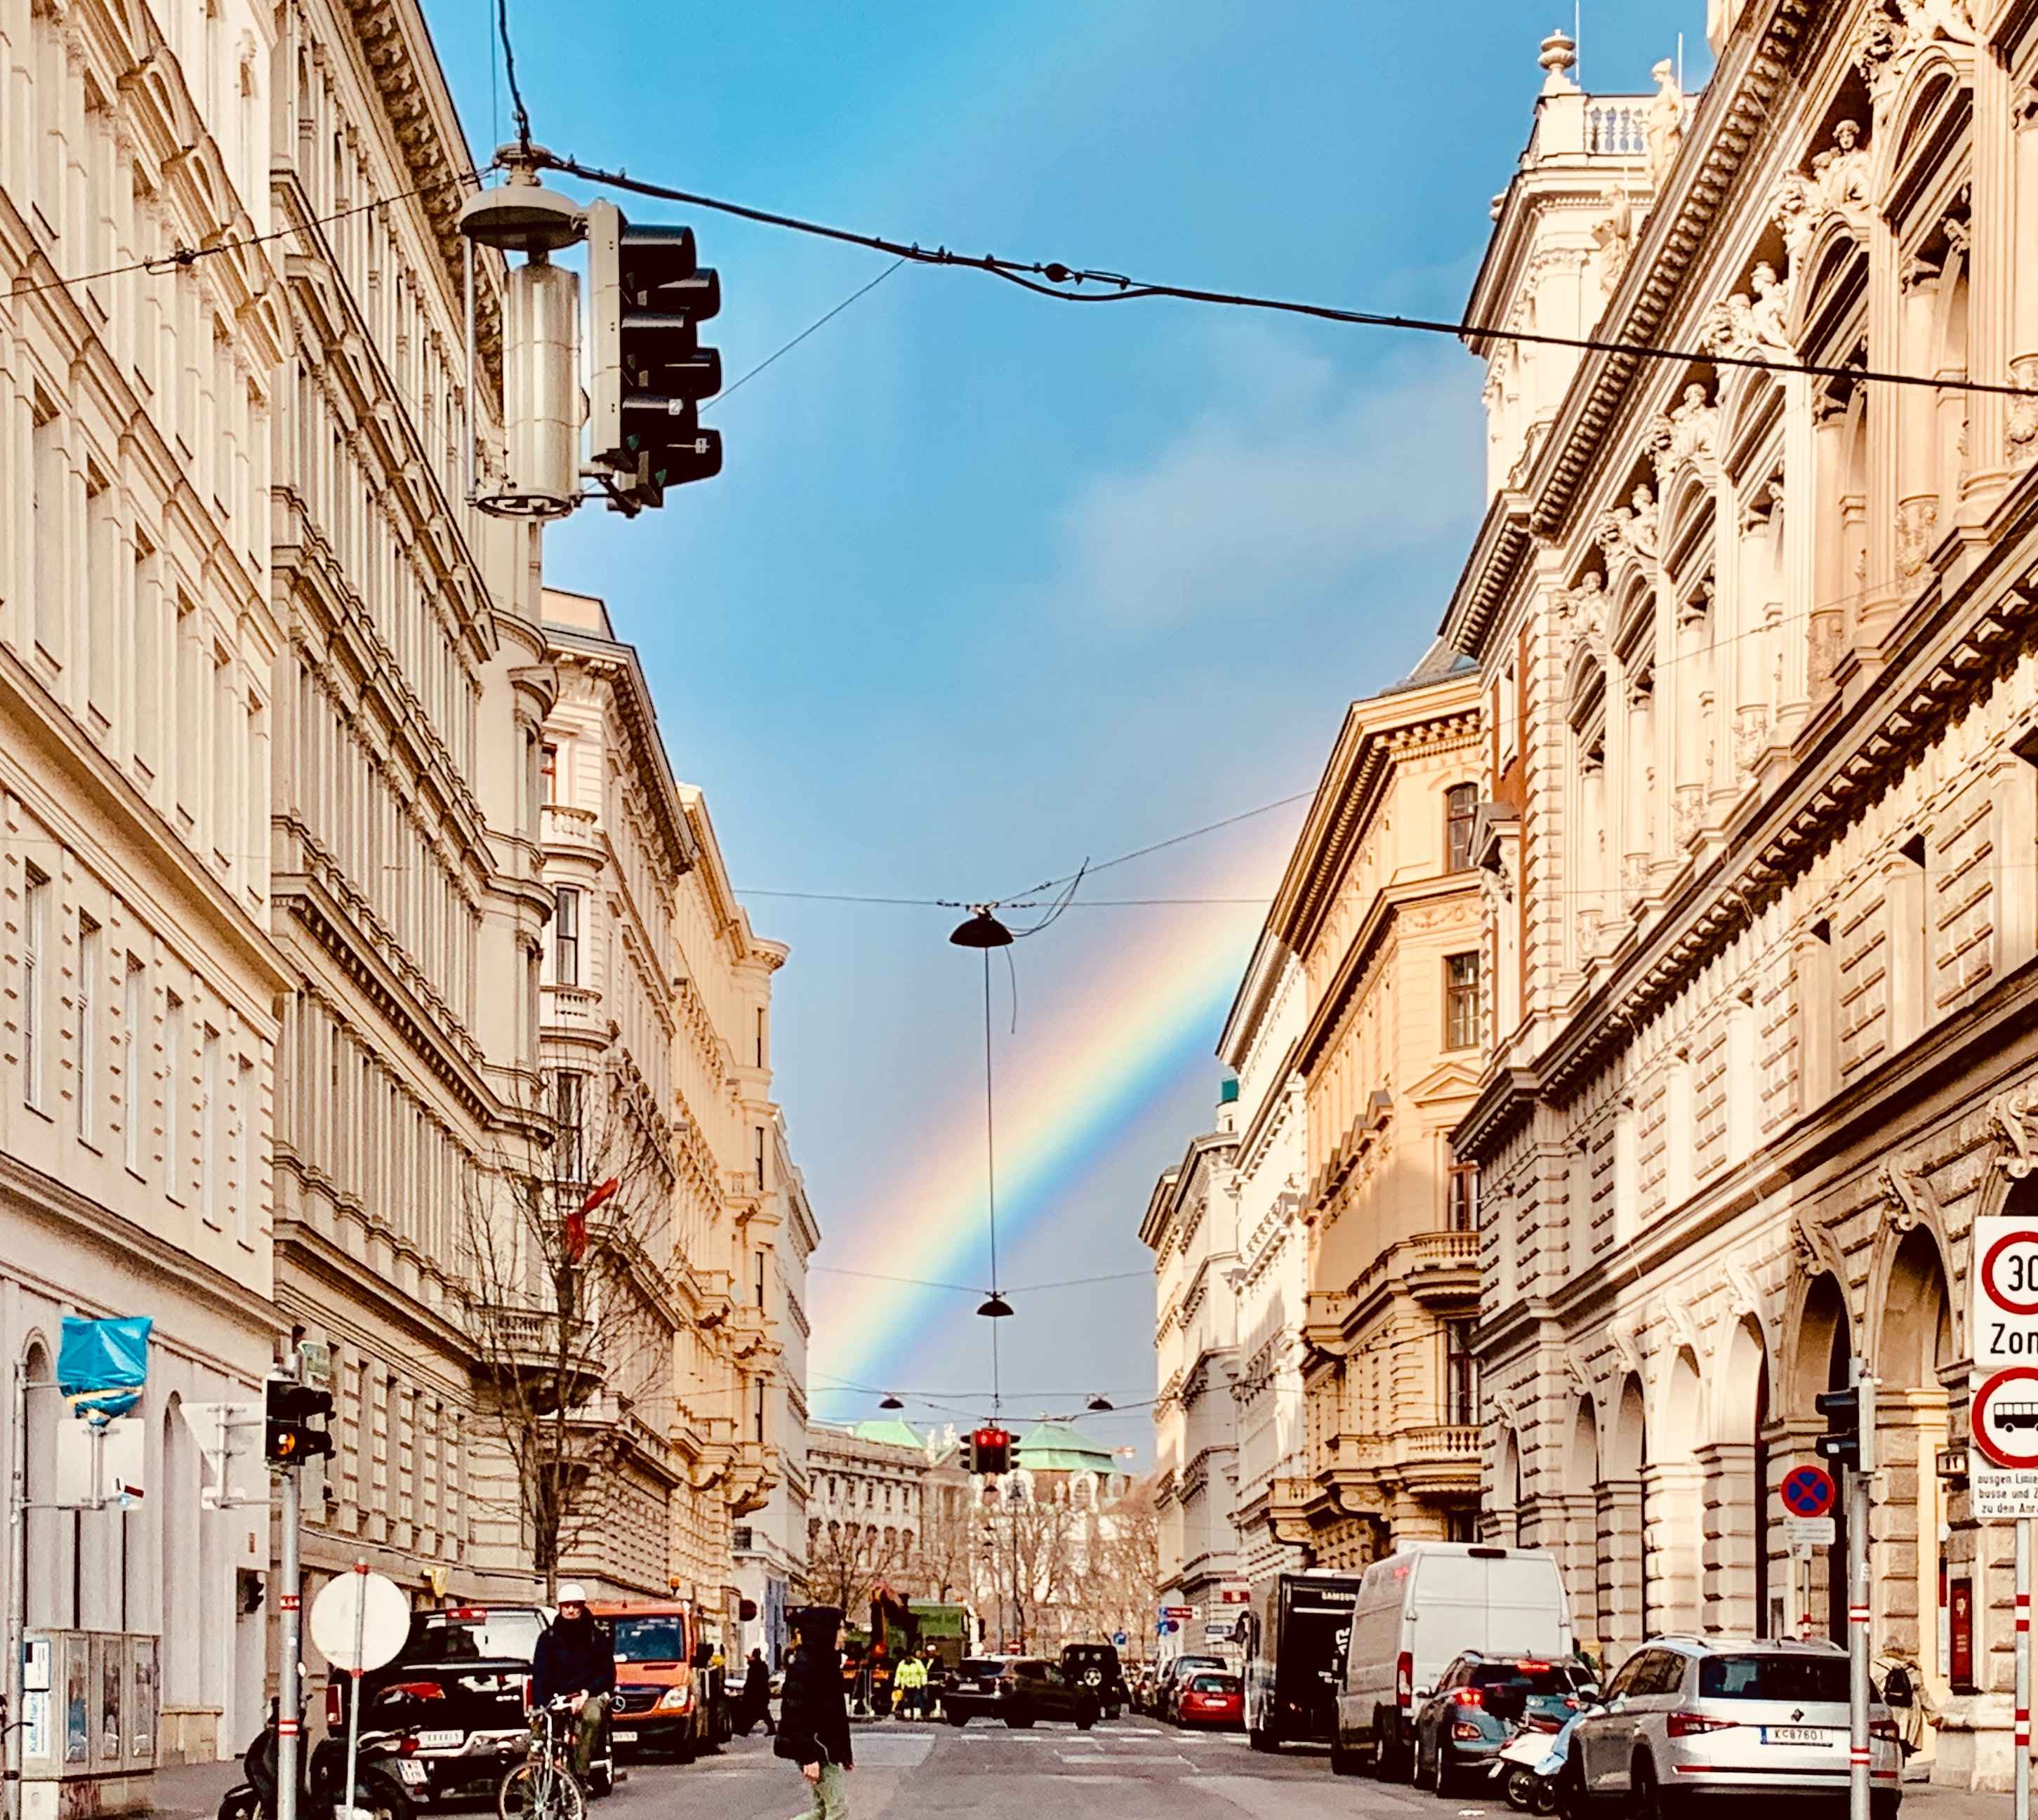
[531, 1583, 615, 1786]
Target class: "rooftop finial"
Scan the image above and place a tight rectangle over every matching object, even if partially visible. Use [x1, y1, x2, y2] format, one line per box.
[1539, 26, 1580, 95]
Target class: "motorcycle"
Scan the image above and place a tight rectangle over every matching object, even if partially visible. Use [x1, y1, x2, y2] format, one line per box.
[217, 1700, 421, 1820]
[1488, 1707, 1587, 1814]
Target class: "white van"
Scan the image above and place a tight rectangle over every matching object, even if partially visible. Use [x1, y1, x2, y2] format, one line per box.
[1332, 1543, 1573, 1779]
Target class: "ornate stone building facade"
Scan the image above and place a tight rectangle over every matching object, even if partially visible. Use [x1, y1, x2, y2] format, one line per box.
[1446, 1, 2038, 1786]
[1216, 938, 1309, 1602]
[0, 0, 290, 1759]
[265, 0, 554, 1621]
[1264, 659, 1487, 1571]
[1143, 1098, 1243, 1621]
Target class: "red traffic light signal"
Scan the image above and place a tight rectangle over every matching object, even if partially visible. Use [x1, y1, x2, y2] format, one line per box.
[972, 1426, 1012, 1476]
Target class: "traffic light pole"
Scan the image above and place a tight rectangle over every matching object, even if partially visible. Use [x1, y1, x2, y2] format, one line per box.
[1847, 1449, 1870, 1820]
[276, 1346, 304, 1820]
[2018, 1517, 2032, 1820]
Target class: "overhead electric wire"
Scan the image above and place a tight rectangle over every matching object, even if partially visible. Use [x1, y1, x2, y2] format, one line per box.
[718, 258, 908, 406]
[810, 1264, 1153, 1294]
[534, 151, 2038, 401]
[494, 0, 533, 152]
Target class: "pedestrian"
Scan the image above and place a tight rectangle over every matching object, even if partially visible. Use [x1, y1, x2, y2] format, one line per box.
[922, 1646, 943, 1721]
[776, 1606, 854, 1819]
[892, 1649, 926, 1720]
[529, 1583, 615, 1786]
[734, 1648, 775, 1737]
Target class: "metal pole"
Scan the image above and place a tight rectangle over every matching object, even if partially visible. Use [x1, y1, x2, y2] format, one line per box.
[277, 1351, 303, 1820]
[2018, 1518, 2032, 1820]
[343, 1561, 367, 1820]
[1848, 1434, 1871, 1820]
[463, 236, 476, 505]
[4, 1360, 26, 1820]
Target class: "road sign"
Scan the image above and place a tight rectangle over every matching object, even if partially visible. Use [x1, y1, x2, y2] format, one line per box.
[1161, 1605, 1195, 1620]
[1975, 1218, 2038, 1365]
[1785, 1515, 1837, 1550]
[1968, 1220, 2038, 1519]
[1113, 1631, 1128, 1648]
[309, 1569, 410, 1673]
[1780, 1463, 1836, 1519]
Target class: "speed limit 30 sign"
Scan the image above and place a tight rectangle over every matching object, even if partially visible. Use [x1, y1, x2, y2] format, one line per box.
[1970, 1218, 2038, 1517]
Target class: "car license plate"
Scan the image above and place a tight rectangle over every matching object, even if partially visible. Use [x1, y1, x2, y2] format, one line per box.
[417, 1730, 463, 1751]
[1763, 1727, 1834, 1746]
[614, 1732, 637, 1743]
[396, 1761, 428, 1786]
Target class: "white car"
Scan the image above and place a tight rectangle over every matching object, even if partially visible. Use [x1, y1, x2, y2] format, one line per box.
[1561, 1635, 1900, 1819]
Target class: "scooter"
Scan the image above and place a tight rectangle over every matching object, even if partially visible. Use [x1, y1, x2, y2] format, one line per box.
[1488, 1708, 1587, 1814]
[216, 1699, 420, 1820]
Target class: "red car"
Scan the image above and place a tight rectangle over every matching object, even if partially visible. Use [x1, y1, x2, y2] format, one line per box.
[1174, 1670, 1243, 1728]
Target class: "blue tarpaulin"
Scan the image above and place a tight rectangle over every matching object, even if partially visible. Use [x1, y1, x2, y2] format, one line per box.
[56, 1315, 152, 1423]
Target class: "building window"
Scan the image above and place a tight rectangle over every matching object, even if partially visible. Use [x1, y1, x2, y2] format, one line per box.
[123, 958, 145, 1175]
[552, 886, 579, 986]
[22, 868, 48, 1110]
[540, 743, 558, 804]
[1445, 1508, 1478, 1543]
[755, 1007, 766, 1068]
[755, 1248, 767, 1308]
[77, 915, 100, 1143]
[754, 1383, 766, 1445]
[1447, 1150, 1480, 1231]
[201, 1027, 220, 1220]
[551, 1072, 585, 1181]
[237, 1058, 256, 1247]
[755, 1125, 767, 1190]
[164, 993, 184, 1198]
[1445, 1321, 1479, 1426]
[1444, 951, 1481, 1051]
[1445, 782, 1477, 872]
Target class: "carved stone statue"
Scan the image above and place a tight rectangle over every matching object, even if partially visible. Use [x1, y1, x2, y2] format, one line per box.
[1592, 193, 1636, 297]
[1646, 60, 1686, 190]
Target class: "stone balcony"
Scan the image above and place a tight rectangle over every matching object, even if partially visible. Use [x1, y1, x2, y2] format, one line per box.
[1399, 1229, 1481, 1306]
[469, 1303, 606, 1409]
[725, 1440, 780, 1517]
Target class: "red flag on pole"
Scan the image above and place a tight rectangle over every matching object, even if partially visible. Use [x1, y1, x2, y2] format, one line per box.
[563, 1178, 618, 1263]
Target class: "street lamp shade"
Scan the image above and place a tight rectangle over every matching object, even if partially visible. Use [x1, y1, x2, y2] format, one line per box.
[977, 1292, 1014, 1319]
[1087, 1395, 1114, 1412]
[879, 1393, 905, 1410]
[949, 909, 1014, 948]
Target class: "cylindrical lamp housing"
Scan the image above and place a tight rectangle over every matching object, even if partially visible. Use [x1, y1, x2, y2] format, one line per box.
[486, 258, 580, 519]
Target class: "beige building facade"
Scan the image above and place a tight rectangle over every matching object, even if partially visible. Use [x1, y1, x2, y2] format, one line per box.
[1443, 1, 2038, 1788]
[1265, 663, 1486, 1572]
[0, 0, 291, 1760]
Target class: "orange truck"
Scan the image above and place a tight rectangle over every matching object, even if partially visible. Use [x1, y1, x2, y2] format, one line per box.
[590, 1601, 715, 1762]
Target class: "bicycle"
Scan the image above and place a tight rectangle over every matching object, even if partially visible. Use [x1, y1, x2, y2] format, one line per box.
[496, 1697, 589, 1820]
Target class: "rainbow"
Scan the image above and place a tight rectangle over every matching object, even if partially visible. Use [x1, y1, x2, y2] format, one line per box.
[812, 806, 1304, 1389]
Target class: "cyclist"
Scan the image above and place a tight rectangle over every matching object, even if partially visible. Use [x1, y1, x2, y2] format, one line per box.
[531, 1583, 616, 1785]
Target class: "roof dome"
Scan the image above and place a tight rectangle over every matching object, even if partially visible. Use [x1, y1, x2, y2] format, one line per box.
[1012, 1421, 1114, 1473]
[850, 1418, 924, 1449]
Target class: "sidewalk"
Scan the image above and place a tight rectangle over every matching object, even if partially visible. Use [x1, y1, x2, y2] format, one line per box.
[146, 1757, 242, 1820]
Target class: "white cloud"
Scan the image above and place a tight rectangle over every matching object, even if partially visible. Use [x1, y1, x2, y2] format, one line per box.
[1052, 324, 1484, 627]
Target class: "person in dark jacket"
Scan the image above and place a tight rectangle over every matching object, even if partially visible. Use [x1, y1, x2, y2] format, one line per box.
[529, 1584, 616, 1783]
[775, 1607, 852, 1817]
[734, 1648, 776, 1736]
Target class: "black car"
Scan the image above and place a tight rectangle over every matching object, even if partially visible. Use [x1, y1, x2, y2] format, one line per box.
[329, 1605, 550, 1805]
[942, 1657, 1099, 1729]
[1061, 1645, 1129, 1719]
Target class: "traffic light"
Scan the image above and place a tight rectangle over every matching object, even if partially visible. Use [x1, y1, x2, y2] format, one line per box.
[972, 1426, 1012, 1477]
[960, 1433, 978, 1475]
[586, 199, 722, 508]
[1815, 1364, 1876, 1474]
[265, 1378, 336, 1468]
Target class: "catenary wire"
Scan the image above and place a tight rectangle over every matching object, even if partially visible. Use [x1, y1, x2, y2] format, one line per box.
[534, 152, 2038, 401]
[494, 0, 533, 153]
[718, 258, 908, 407]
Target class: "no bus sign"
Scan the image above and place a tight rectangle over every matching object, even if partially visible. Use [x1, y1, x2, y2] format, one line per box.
[1969, 1218, 2038, 1517]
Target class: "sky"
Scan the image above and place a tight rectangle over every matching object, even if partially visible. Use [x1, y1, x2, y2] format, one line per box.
[421, 0, 1712, 1461]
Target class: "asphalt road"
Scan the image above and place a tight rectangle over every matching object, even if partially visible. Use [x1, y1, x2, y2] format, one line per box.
[604, 1716, 1518, 1819]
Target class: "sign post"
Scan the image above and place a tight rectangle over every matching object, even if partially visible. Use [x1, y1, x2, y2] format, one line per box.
[1971, 1215, 2038, 1820]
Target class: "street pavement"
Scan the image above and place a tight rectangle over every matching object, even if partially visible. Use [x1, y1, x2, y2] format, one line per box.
[144, 1718, 2020, 1820]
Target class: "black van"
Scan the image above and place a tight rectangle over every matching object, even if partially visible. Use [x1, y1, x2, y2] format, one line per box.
[1061, 1644, 1128, 1719]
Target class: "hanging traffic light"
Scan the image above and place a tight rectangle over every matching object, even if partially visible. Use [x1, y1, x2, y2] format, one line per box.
[586, 200, 722, 508]
[972, 1426, 1012, 1477]
[960, 1432, 979, 1475]
[1815, 1366, 1876, 1474]
[265, 1378, 336, 1468]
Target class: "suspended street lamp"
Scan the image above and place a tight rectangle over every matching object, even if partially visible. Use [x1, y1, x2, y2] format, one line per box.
[950, 908, 1016, 1392]
[1087, 1395, 1114, 1413]
[879, 1393, 906, 1411]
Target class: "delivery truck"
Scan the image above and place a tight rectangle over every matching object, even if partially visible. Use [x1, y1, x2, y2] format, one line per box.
[1243, 1571, 1363, 1751]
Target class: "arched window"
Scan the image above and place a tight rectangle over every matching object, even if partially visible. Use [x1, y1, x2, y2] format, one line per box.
[1445, 783, 1478, 872]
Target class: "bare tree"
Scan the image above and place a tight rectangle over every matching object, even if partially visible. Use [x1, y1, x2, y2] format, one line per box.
[1064, 1476, 1160, 1656]
[459, 1058, 676, 1598]
[914, 1475, 979, 1606]
[806, 1516, 915, 1618]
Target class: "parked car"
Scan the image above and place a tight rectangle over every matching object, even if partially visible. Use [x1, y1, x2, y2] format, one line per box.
[1409, 1652, 1598, 1794]
[329, 1605, 549, 1806]
[589, 1600, 716, 1762]
[1152, 1654, 1227, 1726]
[1335, 1543, 1573, 1779]
[1561, 1636, 1901, 1818]
[941, 1656, 1099, 1729]
[1061, 1643, 1129, 1719]
[1174, 1670, 1244, 1729]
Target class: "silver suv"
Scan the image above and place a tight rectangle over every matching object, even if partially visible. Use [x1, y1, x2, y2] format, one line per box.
[1561, 1636, 1900, 1819]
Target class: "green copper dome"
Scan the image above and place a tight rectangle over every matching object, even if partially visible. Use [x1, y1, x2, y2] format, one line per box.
[1012, 1421, 1114, 1473]
[850, 1418, 925, 1449]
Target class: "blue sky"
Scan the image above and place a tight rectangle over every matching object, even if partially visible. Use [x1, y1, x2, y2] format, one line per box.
[422, 1, 1710, 1455]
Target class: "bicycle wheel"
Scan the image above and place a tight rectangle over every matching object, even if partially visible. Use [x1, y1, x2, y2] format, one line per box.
[498, 1758, 586, 1820]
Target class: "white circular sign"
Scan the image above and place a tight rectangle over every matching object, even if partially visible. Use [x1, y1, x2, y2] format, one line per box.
[310, 1570, 411, 1673]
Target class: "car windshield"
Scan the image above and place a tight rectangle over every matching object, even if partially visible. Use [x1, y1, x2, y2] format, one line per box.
[1189, 1675, 1238, 1693]
[611, 1618, 687, 1664]
[1698, 1655, 1850, 1702]
[401, 1610, 545, 1665]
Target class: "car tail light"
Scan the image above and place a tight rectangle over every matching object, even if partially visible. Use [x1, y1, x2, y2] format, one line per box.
[398, 1736, 421, 1757]
[446, 1607, 488, 1620]
[1396, 1652, 1413, 1711]
[326, 1685, 343, 1729]
[1452, 1687, 1485, 1707]
[1667, 1711, 1738, 1736]
[385, 1682, 446, 1701]
[1453, 1720, 1484, 1741]
[522, 1675, 534, 1714]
